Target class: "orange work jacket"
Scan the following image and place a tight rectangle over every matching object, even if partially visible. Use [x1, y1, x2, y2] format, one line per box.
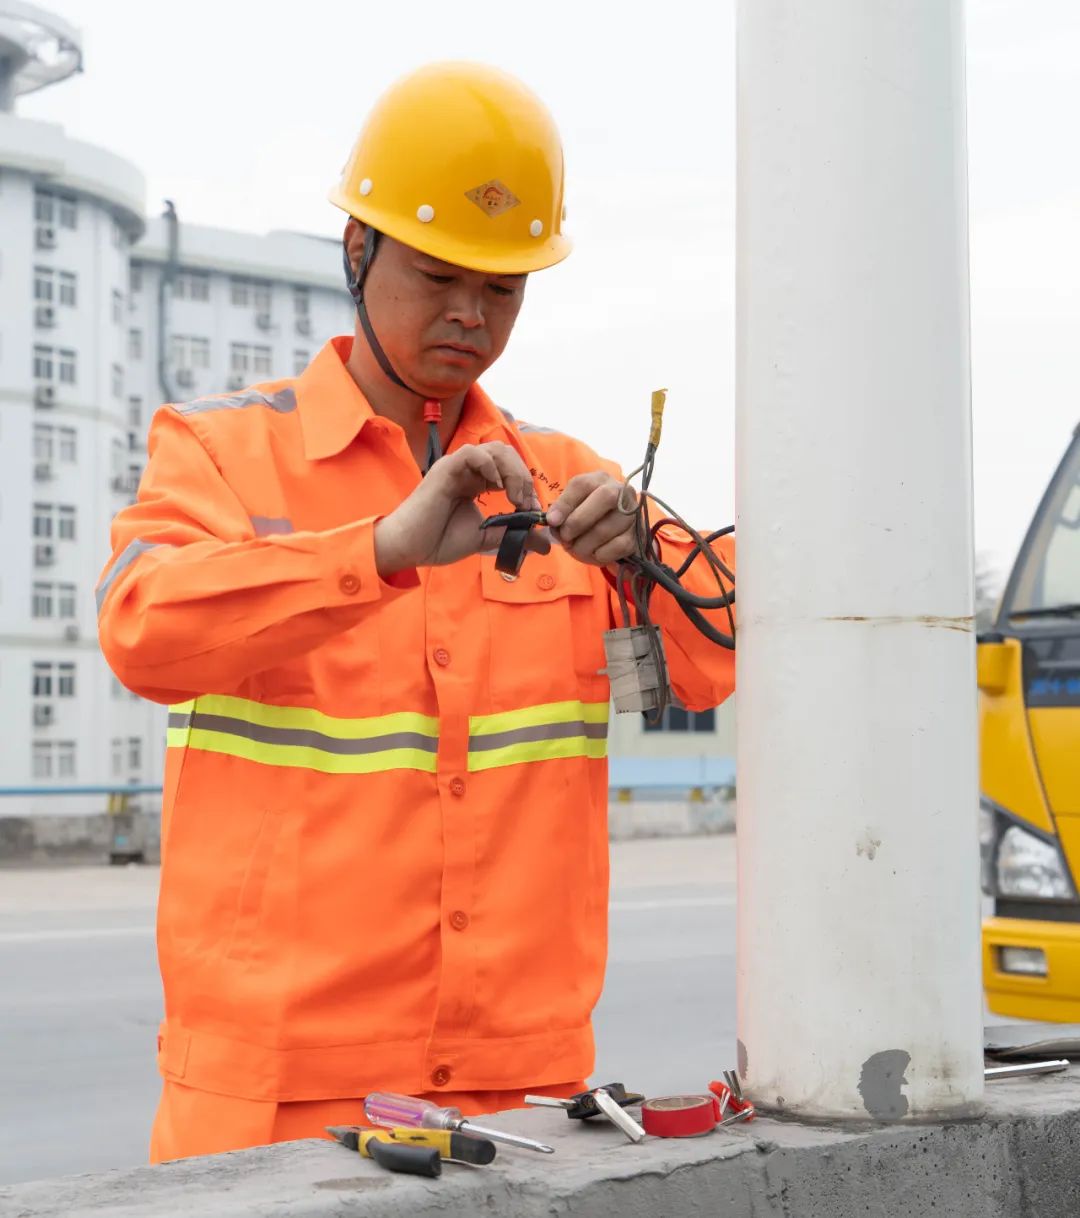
[96, 336, 736, 1102]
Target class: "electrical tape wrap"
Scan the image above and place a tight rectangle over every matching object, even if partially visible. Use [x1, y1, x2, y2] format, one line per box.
[640, 1094, 720, 1138]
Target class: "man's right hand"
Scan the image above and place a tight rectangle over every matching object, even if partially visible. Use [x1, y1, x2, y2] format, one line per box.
[373, 443, 548, 576]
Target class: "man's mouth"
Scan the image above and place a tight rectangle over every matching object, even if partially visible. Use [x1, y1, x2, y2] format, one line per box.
[435, 342, 483, 358]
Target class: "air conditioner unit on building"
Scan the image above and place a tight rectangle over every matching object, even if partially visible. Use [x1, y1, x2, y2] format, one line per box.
[34, 461, 54, 481]
[226, 374, 246, 391]
[295, 316, 312, 337]
[35, 225, 57, 250]
[33, 703, 55, 727]
[175, 368, 195, 388]
[34, 383, 56, 408]
[63, 624, 80, 641]
[255, 311, 273, 330]
[35, 304, 57, 328]
[34, 543, 56, 567]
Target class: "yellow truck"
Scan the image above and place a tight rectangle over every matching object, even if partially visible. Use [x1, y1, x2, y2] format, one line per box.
[981, 423, 1080, 1020]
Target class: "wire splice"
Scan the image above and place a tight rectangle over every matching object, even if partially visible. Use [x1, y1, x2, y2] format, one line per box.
[606, 389, 736, 722]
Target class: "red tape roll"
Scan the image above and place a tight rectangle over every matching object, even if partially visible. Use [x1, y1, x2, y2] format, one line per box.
[640, 1094, 719, 1138]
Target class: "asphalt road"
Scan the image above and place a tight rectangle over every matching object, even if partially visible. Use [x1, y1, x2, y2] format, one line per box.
[0, 836, 735, 1186]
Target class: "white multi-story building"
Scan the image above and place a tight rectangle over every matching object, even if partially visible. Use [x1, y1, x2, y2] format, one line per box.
[0, 3, 352, 818]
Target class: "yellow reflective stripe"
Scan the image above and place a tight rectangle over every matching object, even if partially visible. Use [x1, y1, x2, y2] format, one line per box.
[193, 693, 439, 740]
[469, 699, 609, 737]
[173, 726, 437, 775]
[468, 735, 607, 773]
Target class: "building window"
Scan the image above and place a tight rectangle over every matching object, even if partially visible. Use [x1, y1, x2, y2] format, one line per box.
[129, 264, 143, 294]
[34, 424, 54, 462]
[293, 349, 309, 376]
[57, 583, 77, 619]
[173, 270, 210, 302]
[230, 277, 252, 307]
[112, 290, 124, 324]
[128, 737, 142, 770]
[293, 286, 310, 316]
[128, 329, 142, 359]
[32, 503, 53, 539]
[58, 271, 77, 307]
[111, 437, 125, 477]
[642, 706, 717, 733]
[252, 345, 272, 376]
[128, 397, 143, 428]
[253, 282, 272, 313]
[58, 195, 77, 230]
[58, 426, 77, 462]
[57, 662, 76, 697]
[231, 341, 271, 374]
[171, 334, 210, 369]
[32, 582, 53, 618]
[57, 349, 76, 384]
[57, 740, 76, 778]
[33, 345, 54, 381]
[32, 662, 53, 698]
[33, 742, 52, 780]
[111, 219, 126, 249]
[112, 363, 123, 398]
[57, 505, 76, 541]
[34, 266, 54, 302]
[34, 191, 53, 225]
[112, 737, 123, 775]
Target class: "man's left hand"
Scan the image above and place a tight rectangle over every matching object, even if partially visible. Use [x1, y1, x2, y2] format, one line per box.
[546, 472, 637, 567]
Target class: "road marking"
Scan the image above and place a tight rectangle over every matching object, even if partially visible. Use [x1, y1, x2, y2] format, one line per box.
[0, 895, 733, 943]
[0, 925, 155, 944]
[609, 896, 734, 912]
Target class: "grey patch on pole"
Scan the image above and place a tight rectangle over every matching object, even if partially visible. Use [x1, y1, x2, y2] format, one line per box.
[737, 1038, 748, 1079]
[858, 1050, 911, 1121]
[855, 830, 882, 861]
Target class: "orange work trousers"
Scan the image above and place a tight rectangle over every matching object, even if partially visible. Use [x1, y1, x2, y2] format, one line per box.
[149, 1078, 588, 1163]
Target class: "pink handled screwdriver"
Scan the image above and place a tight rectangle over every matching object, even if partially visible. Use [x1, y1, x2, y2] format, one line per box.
[364, 1092, 555, 1154]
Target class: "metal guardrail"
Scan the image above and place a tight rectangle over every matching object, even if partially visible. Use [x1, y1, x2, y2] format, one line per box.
[0, 786, 164, 797]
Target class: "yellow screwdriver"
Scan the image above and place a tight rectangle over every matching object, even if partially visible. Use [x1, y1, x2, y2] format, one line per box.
[327, 1125, 497, 1178]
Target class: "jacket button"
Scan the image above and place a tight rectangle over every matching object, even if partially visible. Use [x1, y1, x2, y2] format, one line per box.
[431, 1065, 452, 1087]
[450, 777, 466, 797]
[450, 910, 469, 931]
[339, 573, 361, 595]
[537, 573, 556, 591]
[433, 647, 451, 667]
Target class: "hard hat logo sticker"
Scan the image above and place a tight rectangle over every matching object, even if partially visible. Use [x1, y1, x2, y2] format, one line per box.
[466, 180, 520, 217]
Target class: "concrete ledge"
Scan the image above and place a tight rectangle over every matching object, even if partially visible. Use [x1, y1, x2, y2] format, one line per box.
[4, 1069, 1079, 1217]
[0, 801, 731, 865]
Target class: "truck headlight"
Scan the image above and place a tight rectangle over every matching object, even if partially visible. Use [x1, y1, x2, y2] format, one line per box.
[996, 825, 1075, 899]
[980, 803, 996, 895]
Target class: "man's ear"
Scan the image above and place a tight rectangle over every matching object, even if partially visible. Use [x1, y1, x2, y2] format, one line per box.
[344, 218, 368, 276]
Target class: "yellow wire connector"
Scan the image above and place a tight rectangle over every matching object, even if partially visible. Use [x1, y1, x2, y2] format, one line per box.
[649, 388, 667, 450]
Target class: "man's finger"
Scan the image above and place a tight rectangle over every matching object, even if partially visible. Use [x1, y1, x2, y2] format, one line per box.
[593, 532, 638, 566]
[553, 481, 622, 543]
[563, 511, 634, 560]
[486, 444, 539, 510]
[546, 472, 608, 528]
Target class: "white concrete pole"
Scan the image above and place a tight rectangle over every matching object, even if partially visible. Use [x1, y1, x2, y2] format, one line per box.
[734, 0, 983, 1119]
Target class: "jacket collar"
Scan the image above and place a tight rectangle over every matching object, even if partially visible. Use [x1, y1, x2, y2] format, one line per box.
[297, 336, 512, 460]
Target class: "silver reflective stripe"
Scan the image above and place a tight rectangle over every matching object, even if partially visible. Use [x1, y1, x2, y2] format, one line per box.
[96, 539, 163, 613]
[176, 387, 297, 417]
[499, 406, 558, 436]
[468, 719, 608, 753]
[250, 516, 294, 536]
[182, 710, 439, 756]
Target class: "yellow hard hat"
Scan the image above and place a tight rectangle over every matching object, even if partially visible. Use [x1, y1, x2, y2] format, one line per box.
[330, 62, 570, 276]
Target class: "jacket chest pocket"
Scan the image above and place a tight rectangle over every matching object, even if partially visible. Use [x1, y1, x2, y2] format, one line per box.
[480, 552, 610, 708]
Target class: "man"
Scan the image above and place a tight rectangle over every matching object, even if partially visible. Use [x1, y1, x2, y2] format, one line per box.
[97, 62, 736, 1162]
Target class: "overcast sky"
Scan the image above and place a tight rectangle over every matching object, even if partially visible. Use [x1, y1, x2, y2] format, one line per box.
[17, 0, 1080, 579]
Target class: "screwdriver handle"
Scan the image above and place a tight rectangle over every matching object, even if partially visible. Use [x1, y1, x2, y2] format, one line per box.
[364, 1091, 462, 1131]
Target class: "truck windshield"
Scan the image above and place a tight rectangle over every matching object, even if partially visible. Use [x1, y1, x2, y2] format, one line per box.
[1006, 432, 1080, 618]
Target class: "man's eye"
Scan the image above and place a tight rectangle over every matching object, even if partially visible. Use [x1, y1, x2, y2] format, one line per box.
[423, 272, 454, 284]
[489, 284, 515, 297]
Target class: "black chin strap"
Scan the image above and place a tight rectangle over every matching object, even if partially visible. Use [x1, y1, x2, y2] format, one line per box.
[343, 233, 443, 472]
